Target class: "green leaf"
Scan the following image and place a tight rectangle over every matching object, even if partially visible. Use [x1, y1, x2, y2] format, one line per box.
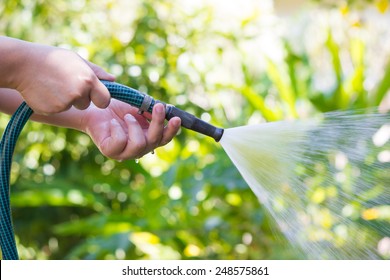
[373, 61, 390, 106]
[266, 58, 298, 117]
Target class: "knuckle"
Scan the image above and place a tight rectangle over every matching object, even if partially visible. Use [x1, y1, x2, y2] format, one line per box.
[120, 151, 138, 161]
[66, 91, 81, 104]
[50, 99, 68, 113]
[74, 103, 88, 110]
[113, 133, 127, 144]
[149, 136, 161, 147]
[81, 72, 95, 85]
[160, 138, 171, 146]
[70, 91, 91, 107]
[96, 96, 110, 108]
[92, 88, 110, 108]
[109, 154, 122, 161]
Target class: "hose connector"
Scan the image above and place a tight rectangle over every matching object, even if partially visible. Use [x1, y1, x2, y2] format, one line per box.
[165, 105, 224, 142]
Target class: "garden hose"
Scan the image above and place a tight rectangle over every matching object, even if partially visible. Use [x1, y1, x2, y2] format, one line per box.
[0, 81, 224, 259]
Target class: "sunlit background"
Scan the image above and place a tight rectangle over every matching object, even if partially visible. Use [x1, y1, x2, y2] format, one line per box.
[0, 0, 389, 259]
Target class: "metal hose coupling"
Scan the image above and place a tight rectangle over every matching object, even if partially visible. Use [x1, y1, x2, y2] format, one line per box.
[165, 104, 224, 142]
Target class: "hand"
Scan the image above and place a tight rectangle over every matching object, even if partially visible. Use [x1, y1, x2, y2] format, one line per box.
[81, 100, 181, 160]
[5, 38, 114, 115]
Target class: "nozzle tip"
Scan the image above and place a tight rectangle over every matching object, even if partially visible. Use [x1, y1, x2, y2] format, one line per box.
[213, 127, 224, 142]
[165, 105, 224, 142]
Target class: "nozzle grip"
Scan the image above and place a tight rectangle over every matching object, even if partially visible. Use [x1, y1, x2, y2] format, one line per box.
[165, 105, 224, 142]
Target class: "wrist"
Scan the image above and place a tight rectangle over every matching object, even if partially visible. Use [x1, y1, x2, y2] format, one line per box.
[30, 107, 87, 132]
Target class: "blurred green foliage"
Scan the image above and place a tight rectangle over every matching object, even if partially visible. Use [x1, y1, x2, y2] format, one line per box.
[0, 0, 389, 259]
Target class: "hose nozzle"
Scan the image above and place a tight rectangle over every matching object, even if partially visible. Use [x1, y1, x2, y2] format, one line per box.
[165, 105, 224, 142]
[101, 81, 224, 142]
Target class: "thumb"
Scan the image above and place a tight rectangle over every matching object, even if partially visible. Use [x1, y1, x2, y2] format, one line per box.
[90, 76, 111, 109]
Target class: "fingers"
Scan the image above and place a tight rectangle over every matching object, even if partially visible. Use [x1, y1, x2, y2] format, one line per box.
[100, 115, 147, 160]
[71, 76, 110, 110]
[87, 60, 115, 109]
[112, 111, 180, 160]
[85, 61, 116, 81]
[74, 60, 114, 110]
[99, 119, 128, 158]
[121, 114, 148, 159]
[90, 77, 111, 109]
[145, 104, 181, 151]
[146, 103, 166, 147]
[72, 86, 92, 110]
[97, 103, 181, 161]
[160, 117, 181, 146]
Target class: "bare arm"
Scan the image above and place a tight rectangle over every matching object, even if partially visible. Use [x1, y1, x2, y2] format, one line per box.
[0, 88, 83, 130]
[0, 36, 114, 115]
[0, 88, 181, 160]
[0, 36, 181, 160]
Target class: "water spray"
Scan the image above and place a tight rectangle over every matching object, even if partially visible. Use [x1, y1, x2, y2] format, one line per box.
[0, 81, 224, 260]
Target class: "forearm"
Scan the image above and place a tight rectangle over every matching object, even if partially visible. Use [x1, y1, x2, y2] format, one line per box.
[0, 36, 30, 89]
[0, 88, 84, 131]
[1, 36, 114, 115]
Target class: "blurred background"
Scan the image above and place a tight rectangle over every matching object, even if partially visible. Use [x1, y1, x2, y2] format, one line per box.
[0, 0, 389, 259]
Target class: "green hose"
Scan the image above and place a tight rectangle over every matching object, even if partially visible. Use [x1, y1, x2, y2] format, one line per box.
[0, 103, 32, 260]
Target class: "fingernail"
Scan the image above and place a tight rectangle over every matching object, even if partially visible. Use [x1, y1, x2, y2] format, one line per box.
[108, 73, 116, 80]
[173, 117, 181, 127]
[125, 114, 136, 122]
[111, 119, 119, 125]
[155, 104, 163, 114]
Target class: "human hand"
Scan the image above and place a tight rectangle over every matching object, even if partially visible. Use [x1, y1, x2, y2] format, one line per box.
[80, 100, 181, 160]
[5, 38, 114, 115]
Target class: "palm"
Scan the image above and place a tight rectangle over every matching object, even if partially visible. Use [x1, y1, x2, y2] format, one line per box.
[82, 99, 151, 159]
